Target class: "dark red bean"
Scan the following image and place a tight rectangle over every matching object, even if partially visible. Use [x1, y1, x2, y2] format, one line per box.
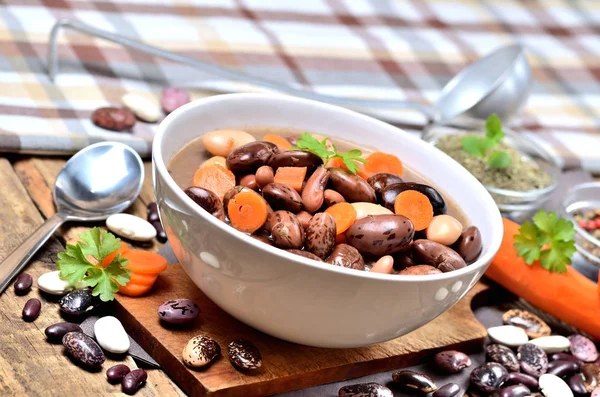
[567, 373, 588, 395]
[499, 384, 531, 397]
[392, 370, 437, 393]
[506, 372, 539, 389]
[434, 350, 471, 374]
[432, 383, 460, 397]
[547, 360, 579, 377]
[107, 364, 131, 384]
[147, 202, 159, 223]
[152, 221, 167, 243]
[550, 352, 583, 365]
[14, 273, 33, 295]
[121, 369, 147, 395]
[45, 322, 82, 342]
[22, 298, 41, 322]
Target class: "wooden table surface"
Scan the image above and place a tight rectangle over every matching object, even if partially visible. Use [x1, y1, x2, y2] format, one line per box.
[0, 155, 185, 396]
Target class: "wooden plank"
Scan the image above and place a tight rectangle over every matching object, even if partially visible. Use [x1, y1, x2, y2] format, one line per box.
[2, 157, 183, 396]
[116, 263, 488, 397]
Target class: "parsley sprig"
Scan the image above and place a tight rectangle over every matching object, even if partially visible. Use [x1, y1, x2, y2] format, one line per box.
[57, 227, 131, 301]
[292, 133, 366, 174]
[461, 114, 512, 169]
[513, 210, 576, 273]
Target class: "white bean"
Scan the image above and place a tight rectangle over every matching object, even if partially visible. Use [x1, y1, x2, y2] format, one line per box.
[199, 156, 227, 169]
[425, 214, 463, 246]
[351, 202, 393, 220]
[202, 129, 256, 157]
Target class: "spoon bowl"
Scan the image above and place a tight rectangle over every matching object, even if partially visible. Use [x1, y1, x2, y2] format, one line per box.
[0, 142, 144, 293]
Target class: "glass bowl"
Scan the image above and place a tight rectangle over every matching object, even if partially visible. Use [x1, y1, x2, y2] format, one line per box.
[561, 182, 600, 266]
[422, 124, 560, 222]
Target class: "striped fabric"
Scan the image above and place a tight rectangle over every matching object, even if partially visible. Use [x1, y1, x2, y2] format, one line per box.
[1, 0, 599, 170]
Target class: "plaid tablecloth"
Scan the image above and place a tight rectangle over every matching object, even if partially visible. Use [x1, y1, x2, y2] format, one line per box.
[1, 0, 599, 171]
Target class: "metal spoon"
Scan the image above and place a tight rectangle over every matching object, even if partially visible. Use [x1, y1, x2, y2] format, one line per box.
[0, 142, 144, 294]
[47, 19, 531, 123]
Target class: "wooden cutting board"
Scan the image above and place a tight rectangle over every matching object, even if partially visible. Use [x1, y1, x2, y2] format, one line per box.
[115, 264, 489, 397]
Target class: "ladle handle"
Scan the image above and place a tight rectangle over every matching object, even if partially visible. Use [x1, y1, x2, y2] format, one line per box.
[47, 19, 436, 119]
[0, 213, 66, 295]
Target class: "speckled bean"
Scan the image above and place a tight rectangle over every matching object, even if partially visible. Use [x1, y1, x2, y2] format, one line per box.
[262, 183, 303, 213]
[392, 370, 437, 393]
[296, 211, 312, 230]
[268, 150, 323, 175]
[270, 211, 305, 250]
[185, 186, 225, 221]
[434, 350, 472, 374]
[305, 212, 337, 259]
[453, 226, 483, 264]
[328, 168, 376, 203]
[367, 172, 403, 198]
[226, 141, 278, 174]
[327, 244, 365, 270]
[239, 174, 258, 190]
[397, 265, 441, 275]
[301, 166, 329, 213]
[345, 214, 414, 256]
[412, 239, 466, 272]
[323, 189, 346, 207]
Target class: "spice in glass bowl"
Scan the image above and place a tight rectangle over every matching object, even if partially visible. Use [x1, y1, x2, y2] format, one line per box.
[435, 115, 552, 192]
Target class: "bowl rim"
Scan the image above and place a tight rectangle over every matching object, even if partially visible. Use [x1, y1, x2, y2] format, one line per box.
[153, 93, 504, 283]
[562, 181, 600, 251]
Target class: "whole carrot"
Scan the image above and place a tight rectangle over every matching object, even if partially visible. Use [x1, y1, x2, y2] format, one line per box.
[486, 218, 600, 340]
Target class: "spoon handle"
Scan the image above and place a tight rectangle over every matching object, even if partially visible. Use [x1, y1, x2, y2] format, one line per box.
[0, 213, 66, 295]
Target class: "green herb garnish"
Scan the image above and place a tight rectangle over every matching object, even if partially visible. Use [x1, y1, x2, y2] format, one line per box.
[514, 210, 577, 273]
[57, 227, 131, 301]
[460, 114, 512, 169]
[293, 133, 366, 174]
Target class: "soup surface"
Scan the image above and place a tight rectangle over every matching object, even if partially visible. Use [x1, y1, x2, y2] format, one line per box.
[168, 127, 481, 274]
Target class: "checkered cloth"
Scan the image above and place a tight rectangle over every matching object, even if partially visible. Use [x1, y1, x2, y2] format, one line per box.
[1, 1, 599, 171]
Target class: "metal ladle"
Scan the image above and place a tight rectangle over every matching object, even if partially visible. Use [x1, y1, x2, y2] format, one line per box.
[0, 142, 144, 294]
[47, 19, 532, 123]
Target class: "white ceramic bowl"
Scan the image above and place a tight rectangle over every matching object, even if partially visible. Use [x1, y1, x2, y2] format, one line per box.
[152, 94, 503, 348]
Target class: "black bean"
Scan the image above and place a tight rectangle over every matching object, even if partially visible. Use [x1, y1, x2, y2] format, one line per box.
[22, 298, 41, 322]
[392, 370, 437, 393]
[547, 360, 579, 377]
[506, 372, 539, 389]
[152, 221, 167, 243]
[121, 369, 147, 395]
[14, 273, 33, 295]
[499, 384, 531, 397]
[567, 373, 588, 395]
[434, 350, 472, 374]
[45, 322, 82, 342]
[550, 352, 583, 365]
[432, 383, 460, 397]
[107, 364, 131, 384]
[147, 202, 159, 223]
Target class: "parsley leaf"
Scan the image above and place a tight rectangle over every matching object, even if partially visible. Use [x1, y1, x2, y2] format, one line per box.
[461, 136, 487, 157]
[485, 113, 504, 142]
[488, 150, 512, 169]
[292, 133, 366, 174]
[57, 227, 131, 301]
[513, 210, 576, 273]
[460, 114, 512, 169]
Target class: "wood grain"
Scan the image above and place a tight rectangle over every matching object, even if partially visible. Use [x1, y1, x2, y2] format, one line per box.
[2, 157, 183, 397]
[116, 263, 488, 397]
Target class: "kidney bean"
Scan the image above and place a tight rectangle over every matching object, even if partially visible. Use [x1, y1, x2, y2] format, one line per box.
[295, 211, 312, 230]
[255, 165, 274, 188]
[22, 298, 41, 322]
[45, 322, 82, 342]
[434, 350, 472, 374]
[381, 182, 447, 215]
[518, 343, 548, 378]
[262, 183, 303, 213]
[268, 150, 322, 175]
[239, 174, 258, 190]
[412, 239, 466, 272]
[338, 383, 392, 397]
[226, 141, 278, 174]
[152, 220, 167, 243]
[328, 168, 376, 203]
[345, 214, 414, 256]
[367, 172, 403, 198]
[184, 186, 225, 221]
[567, 373, 588, 395]
[392, 251, 416, 271]
[550, 353, 582, 365]
[107, 364, 131, 384]
[397, 265, 441, 275]
[305, 213, 337, 259]
[270, 211, 304, 250]
[302, 166, 329, 213]
[327, 244, 365, 270]
[506, 372, 538, 389]
[121, 369, 147, 395]
[499, 384, 531, 397]
[147, 202, 159, 223]
[392, 370, 437, 393]
[452, 226, 483, 264]
[547, 360, 579, 377]
[323, 189, 346, 207]
[432, 383, 460, 397]
[14, 273, 33, 295]
[287, 249, 323, 262]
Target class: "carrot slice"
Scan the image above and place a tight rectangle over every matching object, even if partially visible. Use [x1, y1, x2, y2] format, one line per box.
[325, 202, 357, 235]
[273, 166, 307, 192]
[128, 272, 158, 286]
[488, 218, 600, 340]
[326, 157, 345, 169]
[263, 134, 292, 151]
[394, 190, 433, 231]
[192, 164, 236, 200]
[102, 242, 130, 268]
[227, 190, 268, 233]
[122, 249, 168, 274]
[118, 282, 153, 297]
[359, 152, 404, 179]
